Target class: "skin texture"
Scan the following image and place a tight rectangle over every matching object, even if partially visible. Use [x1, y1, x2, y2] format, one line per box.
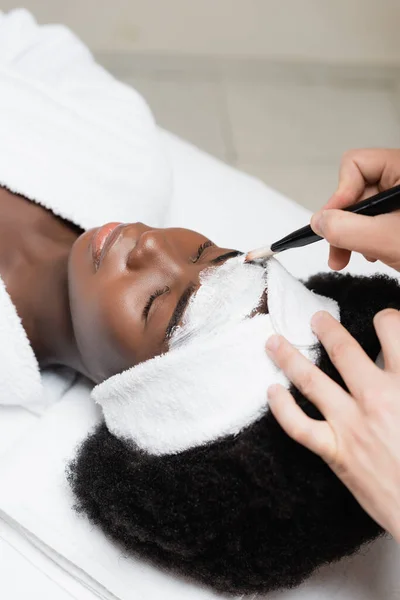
[0, 186, 238, 382]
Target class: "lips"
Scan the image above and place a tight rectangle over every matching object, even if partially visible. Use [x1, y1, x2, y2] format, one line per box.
[91, 222, 124, 269]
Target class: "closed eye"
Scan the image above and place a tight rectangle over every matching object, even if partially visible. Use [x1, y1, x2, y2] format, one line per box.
[164, 249, 243, 341]
[143, 286, 170, 322]
[142, 242, 220, 326]
[191, 240, 215, 263]
[210, 250, 242, 264]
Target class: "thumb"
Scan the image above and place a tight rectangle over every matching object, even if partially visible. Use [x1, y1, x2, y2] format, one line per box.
[311, 210, 400, 267]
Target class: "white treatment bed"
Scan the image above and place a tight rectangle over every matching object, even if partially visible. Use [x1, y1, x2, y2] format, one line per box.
[0, 129, 399, 600]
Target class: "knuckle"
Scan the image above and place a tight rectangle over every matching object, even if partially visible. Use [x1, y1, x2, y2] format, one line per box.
[325, 435, 348, 474]
[359, 385, 380, 410]
[341, 148, 360, 164]
[328, 340, 348, 365]
[318, 439, 336, 463]
[291, 422, 311, 446]
[278, 343, 297, 369]
[330, 456, 348, 478]
[297, 369, 316, 399]
[322, 214, 341, 244]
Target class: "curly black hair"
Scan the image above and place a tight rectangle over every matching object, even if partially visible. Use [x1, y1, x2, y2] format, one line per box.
[67, 272, 400, 596]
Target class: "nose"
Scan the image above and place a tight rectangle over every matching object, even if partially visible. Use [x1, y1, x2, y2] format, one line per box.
[125, 224, 181, 272]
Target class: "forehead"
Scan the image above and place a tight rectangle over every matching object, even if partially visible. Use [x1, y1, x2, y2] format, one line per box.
[170, 256, 267, 348]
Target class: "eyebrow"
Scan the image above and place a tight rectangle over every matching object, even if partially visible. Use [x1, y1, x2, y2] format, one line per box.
[165, 284, 196, 341]
[164, 250, 243, 341]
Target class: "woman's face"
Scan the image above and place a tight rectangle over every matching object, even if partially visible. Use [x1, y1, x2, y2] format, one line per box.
[68, 223, 240, 383]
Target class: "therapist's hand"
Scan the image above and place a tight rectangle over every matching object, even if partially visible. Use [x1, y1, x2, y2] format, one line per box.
[266, 309, 400, 542]
[311, 148, 400, 271]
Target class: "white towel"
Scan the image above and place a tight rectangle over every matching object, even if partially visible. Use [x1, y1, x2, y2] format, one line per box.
[0, 276, 41, 407]
[0, 275, 76, 411]
[0, 9, 172, 231]
[0, 8, 172, 410]
[0, 382, 229, 600]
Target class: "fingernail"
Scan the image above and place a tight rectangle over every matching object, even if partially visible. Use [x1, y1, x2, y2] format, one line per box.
[266, 335, 281, 353]
[311, 211, 326, 235]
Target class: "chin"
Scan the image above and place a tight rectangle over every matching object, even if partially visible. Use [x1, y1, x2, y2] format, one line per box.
[68, 229, 95, 286]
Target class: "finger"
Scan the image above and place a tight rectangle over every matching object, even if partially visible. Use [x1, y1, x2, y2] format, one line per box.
[359, 185, 380, 202]
[374, 309, 400, 372]
[324, 154, 367, 210]
[364, 255, 377, 263]
[325, 194, 379, 270]
[311, 209, 400, 267]
[328, 246, 351, 271]
[324, 149, 391, 211]
[268, 383, 337, 460]
[266, 335, 348, 418]
[311, 311, 382, 398]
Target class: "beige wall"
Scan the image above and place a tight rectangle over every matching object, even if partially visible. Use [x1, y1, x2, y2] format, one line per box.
[2, 0, 400, 64]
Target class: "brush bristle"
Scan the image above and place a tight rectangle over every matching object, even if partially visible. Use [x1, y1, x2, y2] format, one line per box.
[245, 246, 274, 262]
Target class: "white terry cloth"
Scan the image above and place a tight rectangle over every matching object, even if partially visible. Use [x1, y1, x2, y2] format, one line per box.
[0, 8, 172, 410]
[94, 256, 339, 455]
[0, 9, 171, 231]
[0, 276, 41, 406]
[0, 275, 76, 412]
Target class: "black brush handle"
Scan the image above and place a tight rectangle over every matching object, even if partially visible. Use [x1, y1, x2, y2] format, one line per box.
[270, 184, 400, 254]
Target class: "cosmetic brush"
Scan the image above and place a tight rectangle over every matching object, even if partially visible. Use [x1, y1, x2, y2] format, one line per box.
[245, 184, 400, 262]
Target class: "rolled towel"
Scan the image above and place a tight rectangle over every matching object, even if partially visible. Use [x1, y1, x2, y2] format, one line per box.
[0, 9, 172, 408]
[0, 9, 172, 231]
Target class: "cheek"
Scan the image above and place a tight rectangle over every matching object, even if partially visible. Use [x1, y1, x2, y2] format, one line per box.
[73, 290, 139, 381]
[68, 238, 139, 381]
[70, 290, 119, 381]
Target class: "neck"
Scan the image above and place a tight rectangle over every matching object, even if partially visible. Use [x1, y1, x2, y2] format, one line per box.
[0, 188, 90, 377]
[26, 246, 87, 373]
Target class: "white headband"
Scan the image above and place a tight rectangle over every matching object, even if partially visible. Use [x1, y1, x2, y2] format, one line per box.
[92, 258, 339, 455]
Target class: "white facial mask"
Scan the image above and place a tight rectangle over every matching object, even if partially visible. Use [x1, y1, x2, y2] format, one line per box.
[92, 257, 339, 456]
[170, 255, 267, 348]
